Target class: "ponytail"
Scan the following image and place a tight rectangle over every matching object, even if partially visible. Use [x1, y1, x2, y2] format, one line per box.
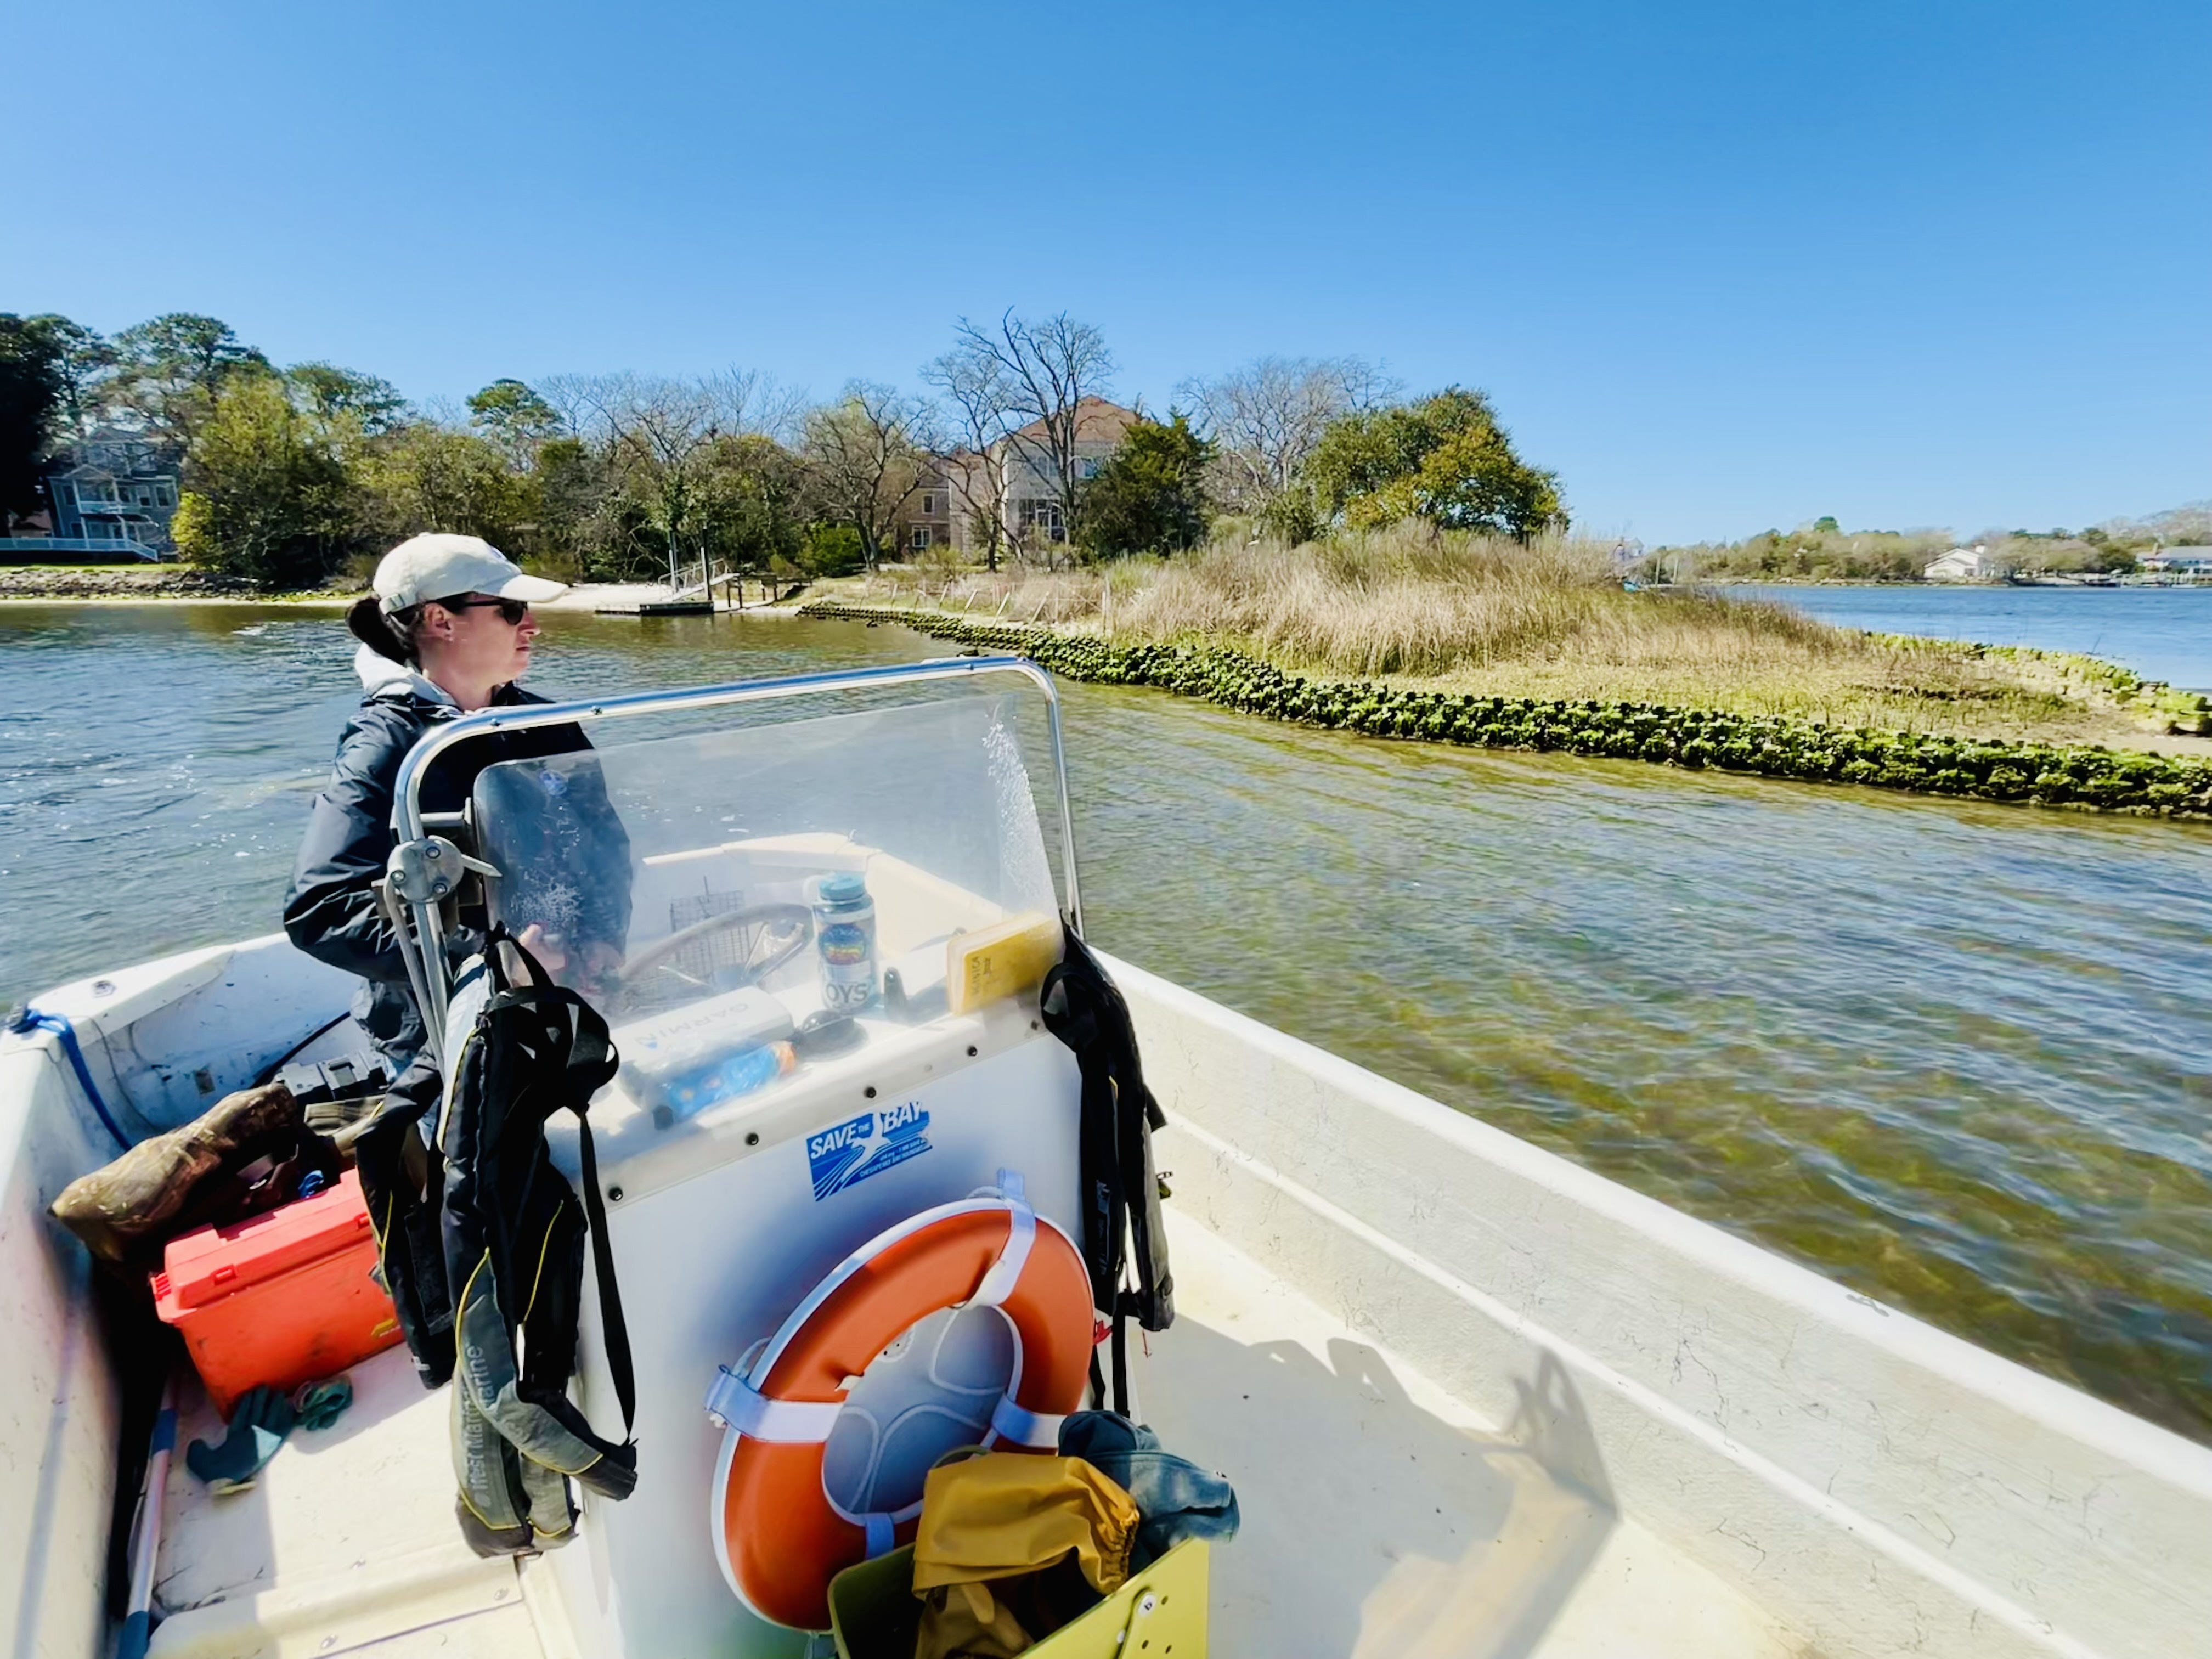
[347, 595, 421, 665]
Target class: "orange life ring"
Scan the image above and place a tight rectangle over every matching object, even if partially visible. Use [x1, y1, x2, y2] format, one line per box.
[704, 1175, 1093, 1630]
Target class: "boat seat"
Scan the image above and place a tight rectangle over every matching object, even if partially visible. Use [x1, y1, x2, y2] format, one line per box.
[148, 1345, 572, 1658]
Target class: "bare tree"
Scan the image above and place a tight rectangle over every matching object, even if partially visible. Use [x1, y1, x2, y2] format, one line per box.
[1177, 355, 1400, 516]
[541, 369, 795, 589]
[920, 342, 1019, 572]
[948, 312, 1115, 556]
[802, 381, 935, 570]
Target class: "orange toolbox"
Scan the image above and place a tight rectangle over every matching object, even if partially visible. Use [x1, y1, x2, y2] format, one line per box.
[153, 1169, 404, 1414]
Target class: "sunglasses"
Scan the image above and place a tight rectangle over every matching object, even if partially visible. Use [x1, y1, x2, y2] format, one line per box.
[440, 596, 532, 624]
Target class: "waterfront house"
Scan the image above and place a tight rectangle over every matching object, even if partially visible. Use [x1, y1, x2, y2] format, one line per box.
[2140, 545, 2212, 577]
[932, 398, 1142, 556]
[1925, 544, 1996, 582]
[42, 432, 181, 556]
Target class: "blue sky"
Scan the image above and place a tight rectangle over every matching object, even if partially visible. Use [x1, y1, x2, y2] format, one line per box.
[7, 0, 2205, 544]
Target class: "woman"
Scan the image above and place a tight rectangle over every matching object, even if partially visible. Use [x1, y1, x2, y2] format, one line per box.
[284, 533, 630, 1110]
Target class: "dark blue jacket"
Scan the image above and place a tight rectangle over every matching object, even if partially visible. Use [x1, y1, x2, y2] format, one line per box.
[283, 665, 630, 1071]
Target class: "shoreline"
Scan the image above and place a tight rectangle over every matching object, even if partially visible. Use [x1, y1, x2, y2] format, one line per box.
[11, 571, 2205, 774]
[798, 600, 2212, 821]
[0, 572, 814, 616]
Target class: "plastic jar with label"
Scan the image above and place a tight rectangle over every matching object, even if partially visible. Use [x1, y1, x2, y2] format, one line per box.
[812, 872, 878, 1013]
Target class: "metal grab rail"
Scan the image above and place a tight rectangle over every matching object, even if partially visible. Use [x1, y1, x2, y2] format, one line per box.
[388, 655, 1083, 1054]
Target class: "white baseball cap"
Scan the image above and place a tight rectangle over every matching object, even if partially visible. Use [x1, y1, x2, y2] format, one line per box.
[373, 533, 567, 613]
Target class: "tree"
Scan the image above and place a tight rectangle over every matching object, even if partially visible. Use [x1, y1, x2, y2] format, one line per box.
[468, 379, 563, 470]
[545, 370, 794, 589]
[534, 435, 653, 580]
[1305, 388, 1565, 541]
[801, 382, 935, 570]
[1177, 356, 1398, 528]
[1074, 414, 1215, 558]
[356, 421, 535, 551]
[22, 314, 116, 450]
[0, 315, 66, 528]
[170, 374, 358, 587]
[696, 433, 809, 600]
[111, 314, 270, 449]
[921, 340, 1020, 571]
[288, 363, 408, 434]
[946, 312, 1114, 550]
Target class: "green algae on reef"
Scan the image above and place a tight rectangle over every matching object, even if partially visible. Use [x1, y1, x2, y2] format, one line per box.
[803, 601, 2212, 821]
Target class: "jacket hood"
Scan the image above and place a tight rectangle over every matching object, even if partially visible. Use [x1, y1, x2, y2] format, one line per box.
[354, 643, 458, 707]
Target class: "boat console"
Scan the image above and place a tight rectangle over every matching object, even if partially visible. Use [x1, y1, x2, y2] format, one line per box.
[391, 661, 1091, 1656]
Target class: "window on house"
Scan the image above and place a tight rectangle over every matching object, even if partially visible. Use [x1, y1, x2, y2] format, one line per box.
[155, 482, 176, 506]
[1017, 499, 1066, 541]
[921, 493, 936, 515]
[911, 526, 932, 550]
[1078, 458, 1102, 479]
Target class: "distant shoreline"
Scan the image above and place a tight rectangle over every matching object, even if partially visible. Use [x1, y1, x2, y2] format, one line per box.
[0, 567, 811, 616]
[1712, 577, 2210, 592]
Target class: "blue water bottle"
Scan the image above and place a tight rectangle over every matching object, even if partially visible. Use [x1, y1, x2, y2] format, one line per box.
[653, 1041, 798, 1128]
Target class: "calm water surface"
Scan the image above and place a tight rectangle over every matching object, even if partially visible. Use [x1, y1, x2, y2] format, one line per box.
[3, 605, 2209, 1442]
[1737, 583, 2212, 690]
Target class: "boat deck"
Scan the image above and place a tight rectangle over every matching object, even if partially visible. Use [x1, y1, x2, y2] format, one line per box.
[21, 934, 2207, 1658]
[144, 1212, 1799, 1659]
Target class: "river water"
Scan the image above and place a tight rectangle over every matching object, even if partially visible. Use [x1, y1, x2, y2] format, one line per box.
[1736, 583, 2212, 690]
[3, 604, 2209, 1443]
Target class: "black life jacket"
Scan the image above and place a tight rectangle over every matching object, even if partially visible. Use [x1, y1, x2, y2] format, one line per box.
[354, 929, 637, 1556]
[1040, 927, 1174, 1416]
[440, 929, 637, 1554]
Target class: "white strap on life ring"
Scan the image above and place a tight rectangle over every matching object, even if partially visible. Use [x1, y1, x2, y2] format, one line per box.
[704, 1367, 846, 1443]
[988, 1393, 1064, 1449]
[703, 1170, 1051, 1448]
[969, 1179, 1035, 1310]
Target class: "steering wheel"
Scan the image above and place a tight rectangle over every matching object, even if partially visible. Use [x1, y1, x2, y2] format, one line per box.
[605, 903, 814, 1014]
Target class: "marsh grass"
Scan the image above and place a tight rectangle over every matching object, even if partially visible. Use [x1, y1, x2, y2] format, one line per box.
[837, 526, 2181, 746]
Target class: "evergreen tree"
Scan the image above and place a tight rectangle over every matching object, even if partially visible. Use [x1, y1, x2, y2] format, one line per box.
[1075, 414, 1215, 558]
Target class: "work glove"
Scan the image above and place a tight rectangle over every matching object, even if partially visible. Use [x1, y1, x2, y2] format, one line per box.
[185, 1385, 297, 1494]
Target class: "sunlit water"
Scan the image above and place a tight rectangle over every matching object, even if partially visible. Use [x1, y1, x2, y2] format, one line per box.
[3, 604, 2209, 1442]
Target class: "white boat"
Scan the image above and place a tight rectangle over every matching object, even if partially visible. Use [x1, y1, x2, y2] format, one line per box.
[3, 658, 2208, 1659]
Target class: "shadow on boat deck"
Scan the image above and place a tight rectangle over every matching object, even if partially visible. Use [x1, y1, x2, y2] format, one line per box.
[1139, 1311, 1615, 1659]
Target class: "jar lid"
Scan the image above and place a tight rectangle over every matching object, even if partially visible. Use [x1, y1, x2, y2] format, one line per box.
[817, 872, 868, 905]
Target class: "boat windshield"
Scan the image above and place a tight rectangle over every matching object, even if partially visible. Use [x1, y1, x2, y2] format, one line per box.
[467, 691, 1063, 1039]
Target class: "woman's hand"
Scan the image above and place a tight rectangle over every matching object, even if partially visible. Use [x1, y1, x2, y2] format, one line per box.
[512, 924, 567, 983]
[510, 925, 623, 997]
[578, 939, 625, 989]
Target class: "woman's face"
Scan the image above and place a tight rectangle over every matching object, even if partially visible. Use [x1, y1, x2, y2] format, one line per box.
[419, 592, 540, 689]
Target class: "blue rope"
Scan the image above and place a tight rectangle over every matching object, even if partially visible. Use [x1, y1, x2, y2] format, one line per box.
[8, 1007, 131, 1152]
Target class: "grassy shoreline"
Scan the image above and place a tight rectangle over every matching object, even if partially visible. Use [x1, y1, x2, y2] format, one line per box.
[817, 531, 2211, 749]
[799, 597, 2212, 821]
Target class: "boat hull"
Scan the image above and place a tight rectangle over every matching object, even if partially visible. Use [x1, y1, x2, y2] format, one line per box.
[3, 937, 2209, 1657]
